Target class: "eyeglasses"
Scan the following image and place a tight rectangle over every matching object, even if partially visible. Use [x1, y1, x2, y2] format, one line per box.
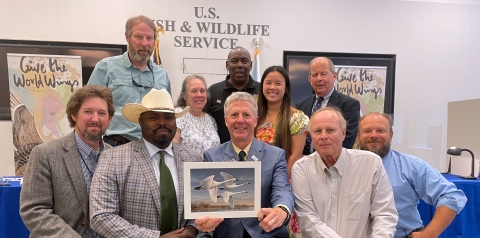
[131, 67, 155, 88]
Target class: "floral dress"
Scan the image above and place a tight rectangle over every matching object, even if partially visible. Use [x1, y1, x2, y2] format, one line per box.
[175, 108, 220, 156]
[255, 110, 308, 238]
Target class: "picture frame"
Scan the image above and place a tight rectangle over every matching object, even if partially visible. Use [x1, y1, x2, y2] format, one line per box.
[0, 39, 127, 120]
[184, 162, 261, 219]
[283, 51, 396, 115]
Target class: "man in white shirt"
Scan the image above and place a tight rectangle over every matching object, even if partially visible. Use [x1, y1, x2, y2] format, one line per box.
[291, 107, 398, 238]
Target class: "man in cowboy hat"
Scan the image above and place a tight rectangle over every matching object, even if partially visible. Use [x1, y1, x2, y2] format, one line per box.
[90, 89, 222, 237]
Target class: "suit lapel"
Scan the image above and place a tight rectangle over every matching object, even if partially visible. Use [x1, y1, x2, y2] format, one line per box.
[172, 143, 185, 226]
[249, 139, 264, 162]
[63, 132, 89, 218]
[133, 140, 163, 214]
[226, 140, 264, 162]
[224, 142, 239, 161]
[326, 89, 340, 107]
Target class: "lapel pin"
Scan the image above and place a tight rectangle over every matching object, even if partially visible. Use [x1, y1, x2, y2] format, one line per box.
[251, 155, 258, 161]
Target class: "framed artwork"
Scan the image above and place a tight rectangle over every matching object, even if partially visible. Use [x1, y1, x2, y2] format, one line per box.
[184, 162, 261, 219]
[283, 51, 396, 115]
[0, 39, 126, 120]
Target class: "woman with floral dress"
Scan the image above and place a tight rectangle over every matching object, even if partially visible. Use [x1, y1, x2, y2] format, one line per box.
[256, 66, 308, 238]
[173, 75, 220, 155]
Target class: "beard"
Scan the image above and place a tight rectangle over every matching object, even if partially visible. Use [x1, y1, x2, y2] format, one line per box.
[359, 138, 391, 158]
[128, 45, 152, 63]
[81, 124, 104, 141]
[152, 125, 174, 148]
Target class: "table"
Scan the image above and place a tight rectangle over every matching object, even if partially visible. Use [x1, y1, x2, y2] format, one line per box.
[418, 173, 480, 238]
[0, 181, 29, 238]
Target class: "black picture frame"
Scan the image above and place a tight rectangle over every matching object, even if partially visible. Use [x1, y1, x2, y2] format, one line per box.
[283, 51, 395, 115]
[0, 39, 127, 120]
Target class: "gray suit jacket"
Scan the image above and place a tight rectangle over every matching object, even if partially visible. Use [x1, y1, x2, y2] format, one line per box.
[203, 139, 294, 238]
[90, 139, 202, 237]
[20, 131, 97, 237]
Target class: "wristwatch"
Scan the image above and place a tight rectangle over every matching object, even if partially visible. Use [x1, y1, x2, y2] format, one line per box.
[276, 205, 291, 226]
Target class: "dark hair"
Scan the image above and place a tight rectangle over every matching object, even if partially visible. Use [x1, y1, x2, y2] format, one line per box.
[175, 75, 209, 108]
[257, 66, 292, 158]
[66, 85, 115, 127]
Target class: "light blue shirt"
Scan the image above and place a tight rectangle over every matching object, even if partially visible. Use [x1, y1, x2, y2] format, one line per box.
[383, 150, 467, 238]
[87, 52, 171, 141]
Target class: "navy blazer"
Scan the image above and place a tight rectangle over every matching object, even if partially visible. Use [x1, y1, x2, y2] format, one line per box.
[295, 89, 360, 151]
[203, 139, 294, 238]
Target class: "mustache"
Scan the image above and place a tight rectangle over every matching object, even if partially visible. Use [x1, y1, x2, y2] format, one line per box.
[153, 125, 172, 133]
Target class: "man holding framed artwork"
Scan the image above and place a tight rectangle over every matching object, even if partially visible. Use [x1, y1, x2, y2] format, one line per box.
[203, 92, 294, 238]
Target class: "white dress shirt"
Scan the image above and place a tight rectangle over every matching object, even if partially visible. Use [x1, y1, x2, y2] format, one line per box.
[143, 139, 180, 205]
[291, 148, 398, 238]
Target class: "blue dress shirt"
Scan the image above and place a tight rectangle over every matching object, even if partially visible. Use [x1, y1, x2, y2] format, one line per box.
[383, 150, 467, 238]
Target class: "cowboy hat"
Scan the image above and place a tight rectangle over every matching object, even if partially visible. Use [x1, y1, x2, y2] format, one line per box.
[122, 89, 189, 124]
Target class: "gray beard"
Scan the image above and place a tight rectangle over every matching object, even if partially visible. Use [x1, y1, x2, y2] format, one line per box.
[83, 130, 103, 141]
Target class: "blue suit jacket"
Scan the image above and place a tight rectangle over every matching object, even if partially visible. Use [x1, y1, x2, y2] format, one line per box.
[296, 89, 360, 150]
[203, 139, 294, 238]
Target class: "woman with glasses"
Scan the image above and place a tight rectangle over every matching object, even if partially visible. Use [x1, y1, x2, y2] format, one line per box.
[173, 75, 220, 155]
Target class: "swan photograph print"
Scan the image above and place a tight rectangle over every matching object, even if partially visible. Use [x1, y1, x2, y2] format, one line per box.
[184, 162, 261, 219]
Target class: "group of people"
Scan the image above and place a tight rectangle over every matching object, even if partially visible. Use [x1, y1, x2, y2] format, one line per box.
[18, 15, 467, 238]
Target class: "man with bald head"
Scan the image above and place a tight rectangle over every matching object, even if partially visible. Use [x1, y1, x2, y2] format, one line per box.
[206, 46, 260, 143]
[357, 112, 467, 238]
[291, 107, 397, 238]
[296, 57, 360, 153]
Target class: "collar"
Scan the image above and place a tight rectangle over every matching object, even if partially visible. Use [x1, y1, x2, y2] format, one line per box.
[232, 141, 253, 160]
[316, 87, 334, 102]
[143, 138, 174, 159]
[319, 148, 346, 177]
[122, 52, 154, 71]
[223, 74, 256, 90]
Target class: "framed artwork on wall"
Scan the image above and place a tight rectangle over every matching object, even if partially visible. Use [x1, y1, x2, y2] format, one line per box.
[283, 51, 396, 115]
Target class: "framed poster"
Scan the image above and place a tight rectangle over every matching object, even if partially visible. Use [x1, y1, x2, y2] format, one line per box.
[184, 162, 261, 219]
[283, 51, 395, 115]
[0, 39, 126, 120]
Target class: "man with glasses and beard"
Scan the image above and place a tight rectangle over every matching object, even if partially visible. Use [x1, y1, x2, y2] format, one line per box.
[88, 15, 171, 147]
[20, 85, 114, 237]
[357, 112, 467, 238]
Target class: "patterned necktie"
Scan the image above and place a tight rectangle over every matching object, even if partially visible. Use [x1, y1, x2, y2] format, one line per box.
[159, 150, 178, 234]
[306, 97, 324, 154]
[239, 151, 247, 161]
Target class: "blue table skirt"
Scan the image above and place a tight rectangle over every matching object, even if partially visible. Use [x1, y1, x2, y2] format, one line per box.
[0, 181, 29, 238]
[418, 173, 480, 238]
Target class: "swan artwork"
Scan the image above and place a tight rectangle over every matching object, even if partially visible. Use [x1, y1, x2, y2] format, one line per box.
[217, 191, 248, 209]
[194, 175, 238, 203]
[219, 172, 250, 190]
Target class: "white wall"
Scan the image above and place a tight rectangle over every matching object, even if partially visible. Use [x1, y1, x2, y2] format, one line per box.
[1, 0, 479, 175]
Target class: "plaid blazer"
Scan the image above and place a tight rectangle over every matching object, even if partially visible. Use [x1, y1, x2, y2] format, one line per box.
[90, 139, 202, 237]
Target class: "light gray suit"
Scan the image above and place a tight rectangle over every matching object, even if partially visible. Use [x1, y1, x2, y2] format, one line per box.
[20, 132, 100, 237]
[90, 139, 201, 237]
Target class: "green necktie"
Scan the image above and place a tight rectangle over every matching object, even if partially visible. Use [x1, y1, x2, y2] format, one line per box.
[159, 150, 178, 234]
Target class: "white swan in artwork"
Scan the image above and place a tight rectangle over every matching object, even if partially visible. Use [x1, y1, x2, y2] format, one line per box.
[219, 172, 250, 190]
[194, 175, 238, 203]
[217, 191, 248, 209]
